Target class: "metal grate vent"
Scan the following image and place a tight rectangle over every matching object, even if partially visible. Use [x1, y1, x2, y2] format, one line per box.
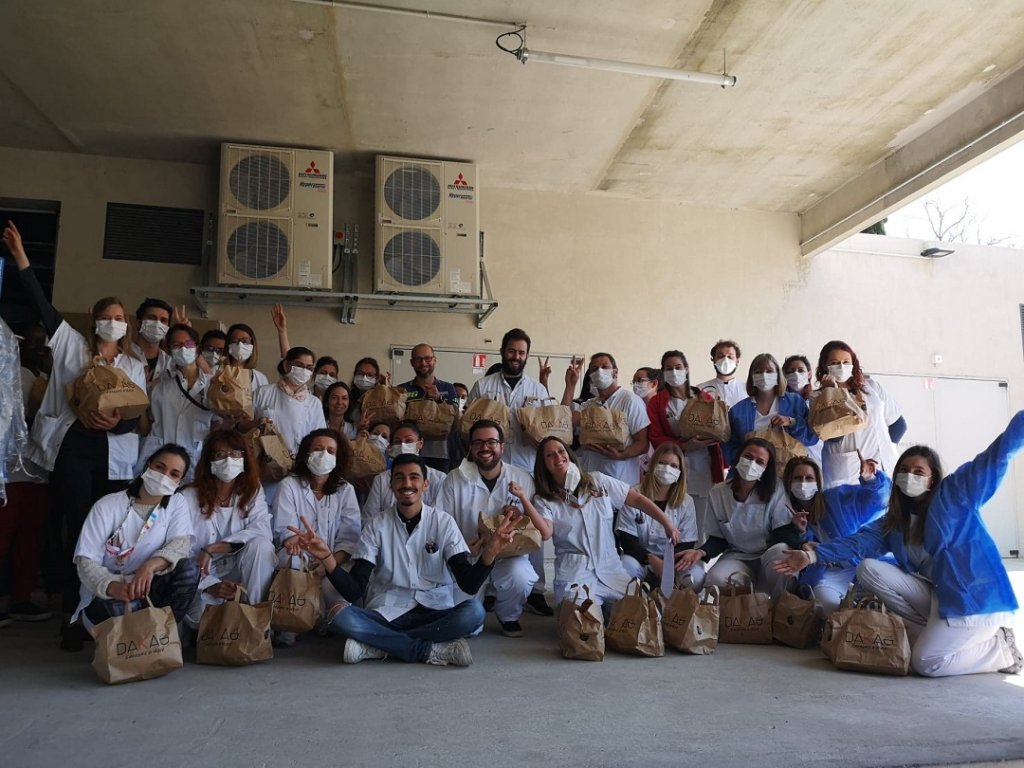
[229, 152, 291, 211]
[103, 203, 203, 265]
[383, 165, 441, 221]
[226, 220, 290, 280]
[383, 230, 441, 286]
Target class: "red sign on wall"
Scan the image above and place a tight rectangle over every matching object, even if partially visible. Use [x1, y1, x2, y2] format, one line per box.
[472, 353, 487, 368]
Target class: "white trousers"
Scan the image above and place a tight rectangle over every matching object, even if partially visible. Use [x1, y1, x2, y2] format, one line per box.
[705, 544, 791, 599]
[856, 558, 1014, 677]
[455, 555, 538, 623]
[620, 554, 706, 593]
[811, 566, 856, 617]
[528, 542, 547, 593]
[186, 538, 278, 627]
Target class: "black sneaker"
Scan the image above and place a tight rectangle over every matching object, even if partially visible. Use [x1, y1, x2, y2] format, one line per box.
[483, 595, 496, 613]
[0, 613, 11, 628]
[523, 592, 554, 617]
[999, 627, 1023, 674]
[59, 620, 90, 652]
[500, 620, 523, 637]
[10, 602, 52, 622]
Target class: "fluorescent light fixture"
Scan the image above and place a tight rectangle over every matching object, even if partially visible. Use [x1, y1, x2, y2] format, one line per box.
[520, 48, 737, 87]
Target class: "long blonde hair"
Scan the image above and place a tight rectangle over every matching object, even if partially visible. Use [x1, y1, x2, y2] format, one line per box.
[640, 442, 688, 507]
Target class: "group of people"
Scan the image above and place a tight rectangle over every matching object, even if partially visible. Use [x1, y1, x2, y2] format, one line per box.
[2, 218, 1021, 677]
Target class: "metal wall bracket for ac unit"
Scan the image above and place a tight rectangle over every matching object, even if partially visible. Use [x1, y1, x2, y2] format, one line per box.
[190, 285, 498, 328]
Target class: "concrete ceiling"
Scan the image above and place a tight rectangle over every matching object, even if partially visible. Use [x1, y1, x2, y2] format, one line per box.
[2, 0, 1024, 237]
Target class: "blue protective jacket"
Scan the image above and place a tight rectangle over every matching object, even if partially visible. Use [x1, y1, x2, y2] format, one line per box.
[799, 472, 891, 587]
[726, 392, 817, 464]
[817, 410, 1023, 620]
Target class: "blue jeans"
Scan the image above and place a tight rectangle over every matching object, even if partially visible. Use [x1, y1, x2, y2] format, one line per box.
[331, 599, 485, 663]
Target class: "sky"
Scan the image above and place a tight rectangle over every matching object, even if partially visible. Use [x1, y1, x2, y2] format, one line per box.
[882, 139, 1024, 249]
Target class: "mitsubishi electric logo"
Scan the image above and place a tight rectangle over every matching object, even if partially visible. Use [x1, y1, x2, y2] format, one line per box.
[299, 160, 327, 180]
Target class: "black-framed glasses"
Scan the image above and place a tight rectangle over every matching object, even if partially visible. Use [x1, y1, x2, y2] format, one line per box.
[212, 450, 245, 460]
[470, 439, 502, 449]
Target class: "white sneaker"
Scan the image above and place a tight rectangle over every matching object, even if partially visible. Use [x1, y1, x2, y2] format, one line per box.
[999, 627, 1023, 674]
[343, 638, 387, 664]
[426, 638, 472, 667]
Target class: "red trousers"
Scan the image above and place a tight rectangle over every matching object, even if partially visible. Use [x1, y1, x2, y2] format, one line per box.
[0, 482, 49, 602]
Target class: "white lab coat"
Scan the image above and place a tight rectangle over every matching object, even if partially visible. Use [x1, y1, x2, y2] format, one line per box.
[616, 490, 699, 556]
[466, 372, 550, 470]
[534, 471, 632, 604]
[29, 321, 146, 479]
[704, 481, 791, 557]
[130, 342, 172, 392]
[665, 395, 714, 496]
[356, 503, 468, 621]
[576, 386, 650, 485]
[273, 475, 361, 555]
[139, 367, 216, 479]
[71, 490, 194, 621]
[253, 382, 327, 455]
[360, 464, 447, 522]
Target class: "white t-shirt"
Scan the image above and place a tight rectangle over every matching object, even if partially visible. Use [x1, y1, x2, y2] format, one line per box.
[576, 386, 650, 485]
[697, 377, 746, 408]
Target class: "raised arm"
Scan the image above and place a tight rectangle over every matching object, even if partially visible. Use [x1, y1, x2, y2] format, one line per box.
[4, 221, 62, 336]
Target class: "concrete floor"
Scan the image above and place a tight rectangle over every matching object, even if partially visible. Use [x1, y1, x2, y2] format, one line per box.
[3, 571, 1024, 768]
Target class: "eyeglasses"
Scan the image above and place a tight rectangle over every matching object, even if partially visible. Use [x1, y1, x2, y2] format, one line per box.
[212, 450, 245, 460]
[202, 345, 225, 354]
[470, 439, 502, 449]
[169, 341, 197, 351]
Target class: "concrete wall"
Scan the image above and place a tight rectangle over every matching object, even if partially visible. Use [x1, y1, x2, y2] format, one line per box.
[2, 146, 1023, 540]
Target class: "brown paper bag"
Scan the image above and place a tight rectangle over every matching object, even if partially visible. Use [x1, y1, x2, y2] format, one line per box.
[821, 601, 910, 675]
[361, 385, 408, 428]
[772, 588, 823, 649]
[478, 509, 542, 559]
[660, 585, 720, 654]
[809, 387, 868, 440]
[405, 398, 457, 439]
[719, 582, 773, 644]
[69, 357, 149, 421]
[208, 364, 253, 419]
[579, 405, 630, 451]
[518, 400, 573, 446]
[557, 584, 605, 661]
[196, 586, 273, 666]
[89, 598, 183, 685]
[344, 436, 387, 484]
[606, 579, 664, 657]
[460, 397, 510, 441]
[678, 397, 730, 443]
[257, 421, 293, 484]
[268, 558, 323, 633]
[747, 427, 808, 476]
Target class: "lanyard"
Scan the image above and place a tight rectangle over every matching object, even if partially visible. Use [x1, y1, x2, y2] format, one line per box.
[104, 498, 160, 568]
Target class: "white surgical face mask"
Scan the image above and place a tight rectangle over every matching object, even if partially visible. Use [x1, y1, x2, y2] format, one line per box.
[139, 319, 168, 343]
[752, 372, 778, 392]
[790, 480, 818, 501]
[354, 374, 377, 391]
[828, 363, 854, 383]
[142, 468, 179, 497]
[171, 347, 196, 367]
[714, 357, 737, 376]
[315, 374, 337, 391]
[202, 349, 222, 367]
[229, 342, 253, 363]
[786, 371, 809, 392]
[653, 463, 681, 486]
[590, 368, 615, 391]
[735, 456, 766, 482]
[369, 434, 389, 454]
[388, 441, 419, 458]
[632, 382, 652, 397]
[664, 369, 688, 388]
[563, 462, 581, 493]
[895, 472, 930, 498]
[287, 366, 313, 386]
[307, 449, 337, 476]
[95, 319, 128, 342]
[210, 457, 245, 483]
[457, 397, 467, 412]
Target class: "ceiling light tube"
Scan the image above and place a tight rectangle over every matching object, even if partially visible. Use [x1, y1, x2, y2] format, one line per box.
[521, 48, 736, 87]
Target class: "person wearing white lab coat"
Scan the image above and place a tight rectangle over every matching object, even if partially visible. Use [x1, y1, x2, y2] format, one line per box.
[701, 437, 800, 599]
[5, 221, 148, 650]
[532, 437, 679, 612]
[286, 454, 521, 666]
[562, 353, 651, 486]
[360, 421, 446, 522]
[324, 381, 359, 441]
[616, 443, 706, 592]
[438, 420, 550, 637]
[225, 322, 270, 394]
[139, 324, 216, 482]
[71, 444, 197, 632]
[181, 429, 276, 629]
[253, 346, 328, 457]
[811, 340, 906, 489]
[465, 328, 550, 471]
[697, 339, 747, 408]
[130, 297, 174, 392]
[273, 428, 361, 643]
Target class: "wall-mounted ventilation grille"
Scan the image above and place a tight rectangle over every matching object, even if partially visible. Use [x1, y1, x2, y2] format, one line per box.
[103, 203, 204, 265]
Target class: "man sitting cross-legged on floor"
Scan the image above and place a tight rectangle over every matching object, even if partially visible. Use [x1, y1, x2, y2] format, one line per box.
[285, 453, 519, 667]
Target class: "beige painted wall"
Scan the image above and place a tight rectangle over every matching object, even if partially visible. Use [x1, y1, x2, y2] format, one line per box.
[2, 146, 1023, 541]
